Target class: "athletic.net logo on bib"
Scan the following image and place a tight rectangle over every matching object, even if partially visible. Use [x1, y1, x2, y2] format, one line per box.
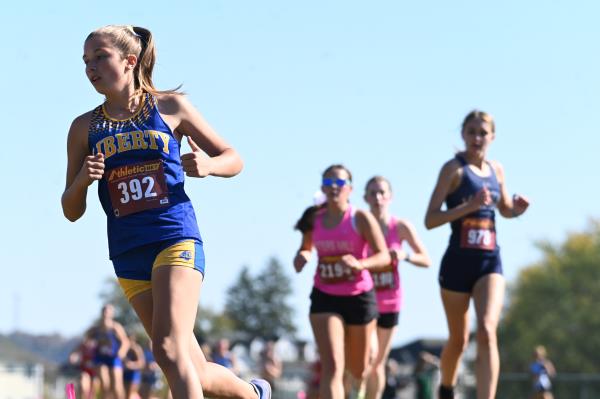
[107, 159, 170, 217]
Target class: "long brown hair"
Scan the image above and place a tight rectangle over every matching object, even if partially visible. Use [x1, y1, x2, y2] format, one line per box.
[86, 25, 182, 95]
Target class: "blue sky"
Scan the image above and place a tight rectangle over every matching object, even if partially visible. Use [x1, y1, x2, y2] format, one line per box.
[1, 1, 599, 347]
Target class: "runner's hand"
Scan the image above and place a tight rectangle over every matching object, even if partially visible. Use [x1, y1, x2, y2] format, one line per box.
[78, 153, 104, 186]
[469, 187, 493, 210]
[341, 254, 363, 271]
[512, 194, 530, 216]
[293, 251, 310, 273]
[181, 136, 211, 177]
[390, 248, 407, 264]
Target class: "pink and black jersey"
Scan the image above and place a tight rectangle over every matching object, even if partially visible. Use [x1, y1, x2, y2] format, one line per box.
[370, 217, 404, 313]
[312, 206, 373, 296]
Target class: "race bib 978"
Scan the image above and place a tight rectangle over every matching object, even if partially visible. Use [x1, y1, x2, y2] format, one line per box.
[460, 218, 496, 251]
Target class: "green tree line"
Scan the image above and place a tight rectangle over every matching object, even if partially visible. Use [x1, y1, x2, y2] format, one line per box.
[99, 221, 600, 380]
[496, 221, 600, 398]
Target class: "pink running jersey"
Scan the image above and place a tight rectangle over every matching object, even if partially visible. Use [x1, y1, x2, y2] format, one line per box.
[312, 206, 374, 296]
[370, 216, 404, 313]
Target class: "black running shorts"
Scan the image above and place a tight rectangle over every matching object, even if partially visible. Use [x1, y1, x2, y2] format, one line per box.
[309, 287, 378, 325]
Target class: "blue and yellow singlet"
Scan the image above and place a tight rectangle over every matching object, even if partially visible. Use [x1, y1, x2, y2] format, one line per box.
[88, 93, 201, 258]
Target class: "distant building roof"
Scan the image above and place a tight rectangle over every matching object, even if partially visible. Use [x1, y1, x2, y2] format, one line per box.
[389, 338, 445, 365]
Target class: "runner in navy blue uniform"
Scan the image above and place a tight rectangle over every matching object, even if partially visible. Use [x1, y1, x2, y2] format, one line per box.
[89, 304, 129, 399]
[424, 110, 530, 399]
[530, 346, 555, 399]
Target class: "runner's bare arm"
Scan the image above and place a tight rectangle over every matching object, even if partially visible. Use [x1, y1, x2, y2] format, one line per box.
[62, 113, 103, 221]
[397, 219, 431, 267]
[355, 209, 391, 270]
[425, 160, 482, 229]
[114, 323, 130, 360]
[490, 160, 530, 218]
[161, 94, 243, 178]
[294, 231, 313, 273]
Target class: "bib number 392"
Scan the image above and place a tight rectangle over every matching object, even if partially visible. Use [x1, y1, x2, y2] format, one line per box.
[107, 160, 170, 217]
[460, 218, 496, 251]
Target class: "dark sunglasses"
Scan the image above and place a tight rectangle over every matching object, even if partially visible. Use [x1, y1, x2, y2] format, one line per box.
[322, 178, 350, 187]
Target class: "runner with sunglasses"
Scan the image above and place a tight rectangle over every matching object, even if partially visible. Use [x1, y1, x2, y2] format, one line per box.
[424, 110, 530, 399]
[294, 164, 390, 399]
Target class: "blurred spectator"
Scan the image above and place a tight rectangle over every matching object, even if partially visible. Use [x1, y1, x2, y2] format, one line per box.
[530, 345, 556, 399]
[212, 338, 239, 375]
[68, 330, 98, 399]
[381, 358, 402, 399]
[414, 351, 440, 399]
[123, 332, 145, 399]
[89, 304, 129, 399]
[260, 340, 283, 392]
[139, 339, 161, 399]
[306, 358, 321, 399]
